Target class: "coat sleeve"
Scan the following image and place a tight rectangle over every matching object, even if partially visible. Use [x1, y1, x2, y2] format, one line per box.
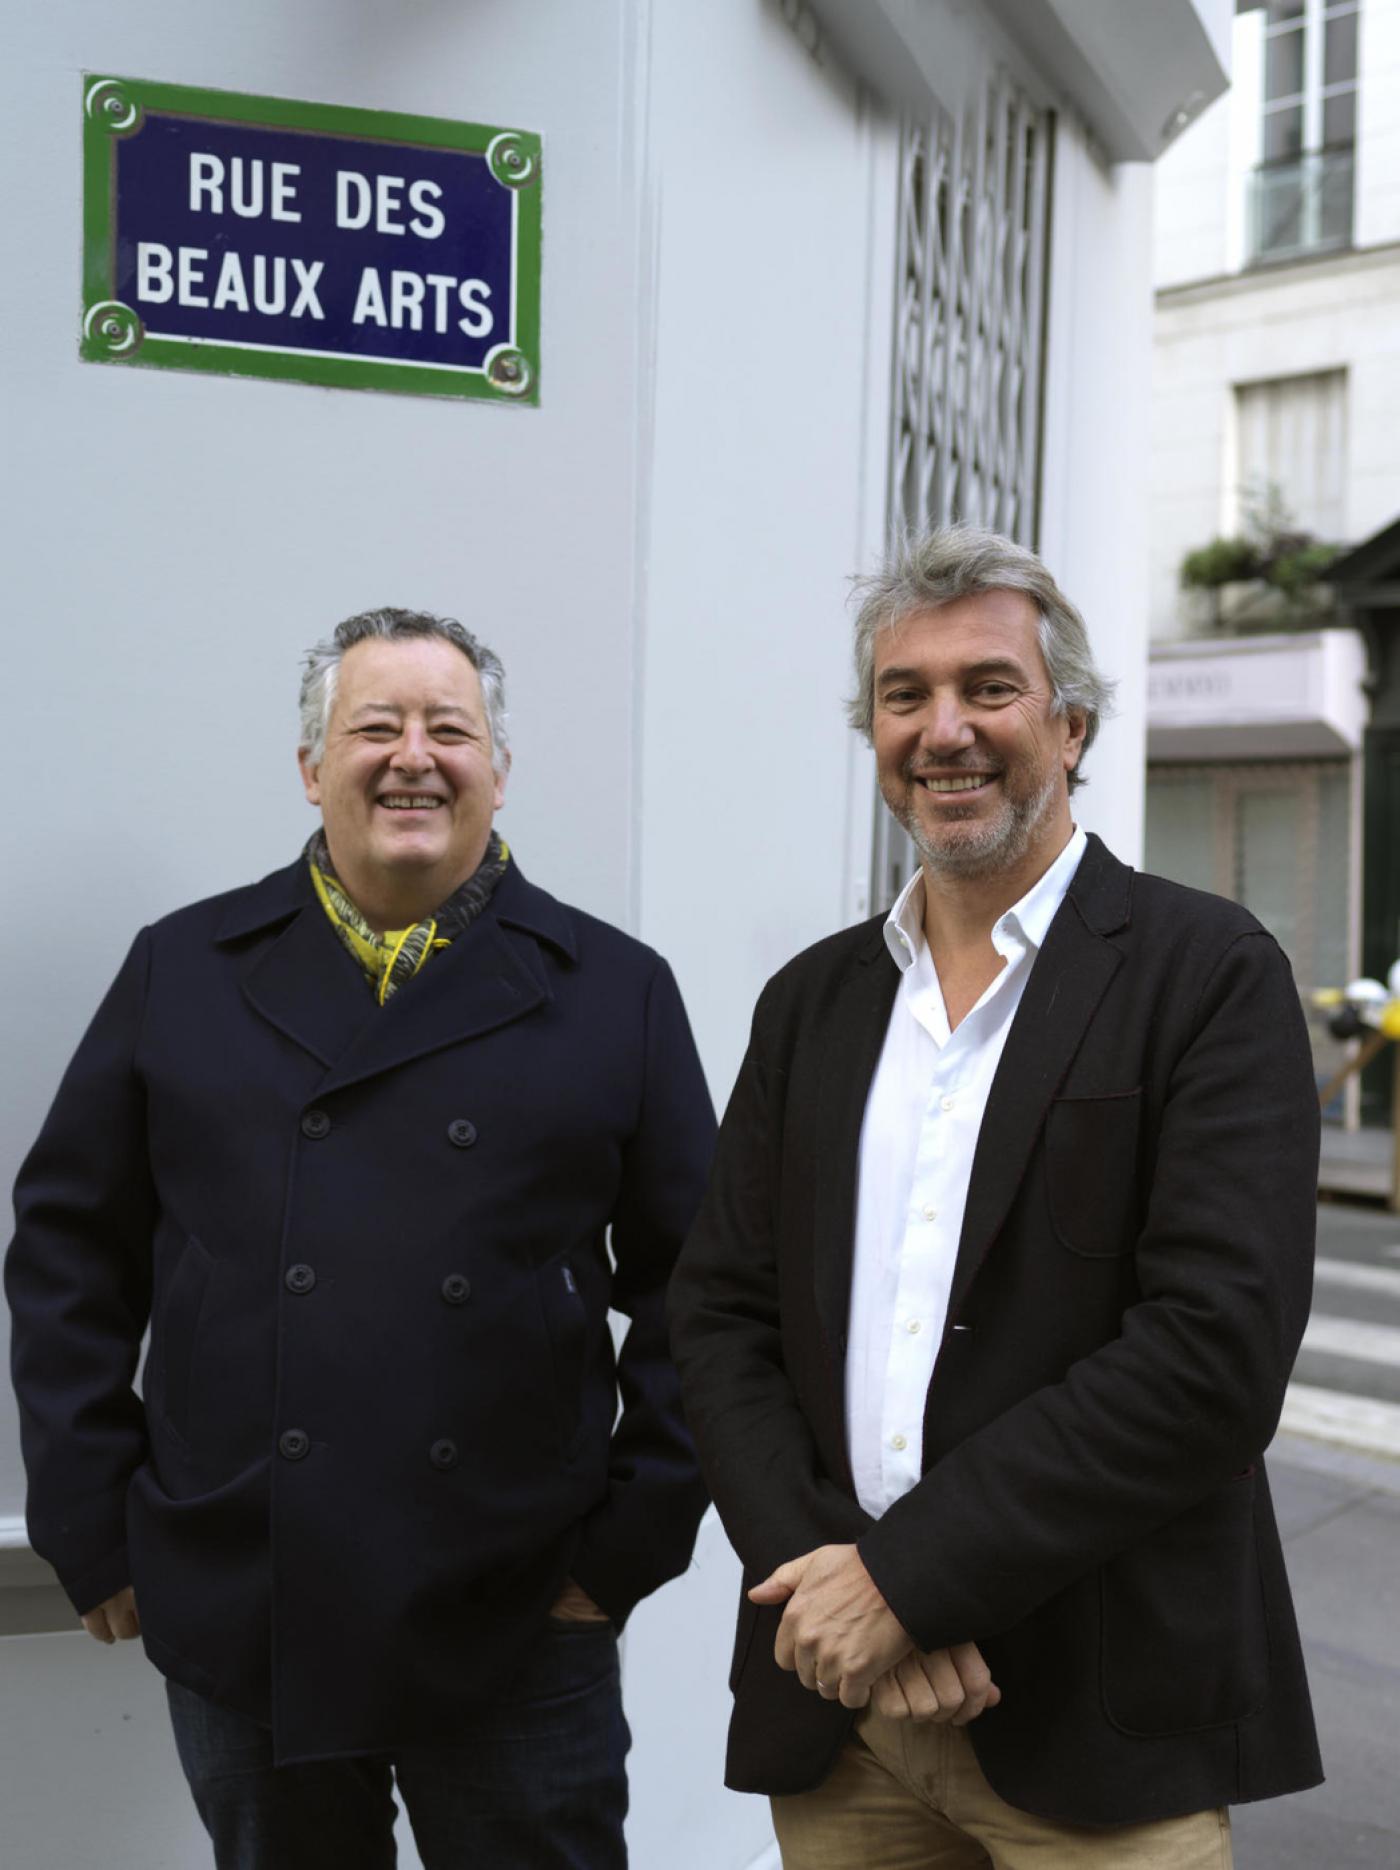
[857, 929, 1320, 1650]
[667, 985, 873, 1581]
[567, 955, 717, 1622]
[5, 930, 157, 1614]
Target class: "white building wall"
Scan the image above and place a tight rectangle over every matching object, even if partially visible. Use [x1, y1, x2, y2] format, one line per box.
[1041, 127, 1155, 865]
[1155, 87, 1234, 289]
[1355, 0, 1400, 246]
[1152, 245, 1400, 635]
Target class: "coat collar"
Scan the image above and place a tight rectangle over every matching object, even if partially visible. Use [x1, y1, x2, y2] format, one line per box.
[213, 854, 577, 1088]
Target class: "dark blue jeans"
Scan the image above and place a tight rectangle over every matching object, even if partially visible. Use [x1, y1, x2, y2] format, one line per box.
[166, 1620, 630, 1869]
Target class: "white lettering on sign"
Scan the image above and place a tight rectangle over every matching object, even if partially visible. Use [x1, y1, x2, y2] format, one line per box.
[136, 243, 325, 318]
[408, 181, 446, 240]
[187, 154, 302, 222]
[137, 242, 174, 303]
[351, 267, 494, 336]
[335, 171, 444, 239]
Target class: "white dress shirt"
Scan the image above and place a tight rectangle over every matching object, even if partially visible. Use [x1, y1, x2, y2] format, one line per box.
[845, 826, 1088, 1519]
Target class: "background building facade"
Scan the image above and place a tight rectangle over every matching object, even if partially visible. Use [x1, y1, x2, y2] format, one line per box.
[3, 2, 1225, 1863]
[1150, 0, 1400, 1116]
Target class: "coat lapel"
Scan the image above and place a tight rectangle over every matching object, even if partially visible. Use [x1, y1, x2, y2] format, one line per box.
[220, 861, 374, 1071]
[314, 863, 574, 1097]
[811, 930, 901, 1368]
[219, 857, 571, 1091]
[945, 834, 1131, 1321]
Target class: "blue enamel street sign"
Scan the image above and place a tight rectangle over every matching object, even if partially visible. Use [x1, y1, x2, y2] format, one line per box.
[82, 76, 542, 402]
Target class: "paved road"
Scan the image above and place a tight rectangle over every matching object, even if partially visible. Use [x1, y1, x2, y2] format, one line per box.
[1233, 1200, 1400, 1868]
[1283, 1198, 1400, 1451]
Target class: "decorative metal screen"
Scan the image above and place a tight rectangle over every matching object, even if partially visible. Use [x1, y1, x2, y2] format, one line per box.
[871, 74, 1054, 909]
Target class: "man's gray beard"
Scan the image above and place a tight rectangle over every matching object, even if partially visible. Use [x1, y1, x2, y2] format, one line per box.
[897, 766, 1061, 881]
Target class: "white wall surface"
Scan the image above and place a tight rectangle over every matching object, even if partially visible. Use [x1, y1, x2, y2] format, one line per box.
[1154, 87, 1233, 289]
[1040, 123, 1154, 866]
[1355, 0, 1400, 247]
[635, 0, 896, 1085]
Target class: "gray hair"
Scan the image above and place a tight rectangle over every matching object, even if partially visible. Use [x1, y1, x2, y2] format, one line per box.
[299, 608, 509, 774]
[847, 526, 1115, 790]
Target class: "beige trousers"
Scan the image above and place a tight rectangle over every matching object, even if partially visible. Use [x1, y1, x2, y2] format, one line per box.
[770, 1710, 1232, 1870]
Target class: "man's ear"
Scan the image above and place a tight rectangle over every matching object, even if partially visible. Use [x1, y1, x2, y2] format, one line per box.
[1062, 709, 1088, 773]
[491, 748, 511, 814]
[297, 747, 322, 807]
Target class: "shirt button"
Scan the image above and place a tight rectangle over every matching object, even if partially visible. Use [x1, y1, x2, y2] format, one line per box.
[921, 1204, 937, 1221]
[906, 1319, 922, 1334]
[301, 1109, 331, 1139]
[285, 1263, 316, 1295]
[890, 1433, 907, 1452]
[447, 1118, 477, 1149]
[429, 1438, 459, 1470]
[278, 1429, 310, 1461]
[939, 1094, 956, 1113]
[440, 1273, 471, 1305]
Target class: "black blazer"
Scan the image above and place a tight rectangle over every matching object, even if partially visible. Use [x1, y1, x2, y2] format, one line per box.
[7, 857, 715, 1764]
[670, 835, 1322, 1826]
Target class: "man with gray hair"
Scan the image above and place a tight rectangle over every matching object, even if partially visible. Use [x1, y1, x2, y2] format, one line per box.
[671, 527, 1321, 1865]
[8, 608, 715, 1868]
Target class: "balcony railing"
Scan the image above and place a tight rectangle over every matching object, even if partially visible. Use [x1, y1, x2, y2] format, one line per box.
[1247, 148, 1354, 265]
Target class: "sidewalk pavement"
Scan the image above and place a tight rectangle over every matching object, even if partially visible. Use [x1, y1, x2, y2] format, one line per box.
[1232, 1431, 1400, 1868]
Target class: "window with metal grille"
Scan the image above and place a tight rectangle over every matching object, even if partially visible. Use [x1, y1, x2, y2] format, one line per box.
[872, 73, 1053, 909]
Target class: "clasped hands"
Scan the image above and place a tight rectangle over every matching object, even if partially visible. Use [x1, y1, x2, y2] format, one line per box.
[749, 1543, 1000, 1725]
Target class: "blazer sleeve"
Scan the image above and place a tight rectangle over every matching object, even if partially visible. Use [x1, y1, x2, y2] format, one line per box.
[567, 955, 716, 1622]
[5, 930, 157, 1614]
[668, 985, 873, 1580]
[857, 928, 1320, 1651]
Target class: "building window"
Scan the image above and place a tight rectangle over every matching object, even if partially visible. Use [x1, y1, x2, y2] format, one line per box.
[1233, 367, 1348, 539]
[874, 73, 1053, 908]
[1248, 0, 1359, 262]
[1145, 759, 1353, 1100]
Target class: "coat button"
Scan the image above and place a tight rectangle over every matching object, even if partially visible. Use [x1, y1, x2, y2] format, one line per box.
[285, 1263, 316, 1295]
[429, 1438, 459, 1470]
[279, 1428, 310, 1461]
[441, 1273, 471, 1305]
[301, 1109, 331, 1139]
[447, 1118, 477, 1148]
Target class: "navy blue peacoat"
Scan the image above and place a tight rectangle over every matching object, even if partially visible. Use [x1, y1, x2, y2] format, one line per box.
[7, 855, 715, 1763]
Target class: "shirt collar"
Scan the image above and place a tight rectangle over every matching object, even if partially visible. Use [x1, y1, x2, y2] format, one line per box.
[882, 823, 1088, 973]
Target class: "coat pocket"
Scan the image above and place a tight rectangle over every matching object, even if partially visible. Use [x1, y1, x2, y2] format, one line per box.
[155, 1235, 212, 1442]
[1045, 1089, 1142, 1258]
[1100, 1472, 1269, 1735]
[536, 1258, 588, 1458]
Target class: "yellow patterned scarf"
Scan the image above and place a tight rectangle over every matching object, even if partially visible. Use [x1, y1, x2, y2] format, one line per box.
[307, 830, 511, 1006]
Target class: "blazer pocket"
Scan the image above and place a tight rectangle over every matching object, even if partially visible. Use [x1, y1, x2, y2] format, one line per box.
[1100, 1472, 1269, 1735]
[156, 1235, 213, 1442]
[1045, 1089, 1142, 1258]
[729, 1590, 761, 1692]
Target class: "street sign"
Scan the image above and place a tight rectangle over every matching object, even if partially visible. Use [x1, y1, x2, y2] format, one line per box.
[81, 76, 541, 403]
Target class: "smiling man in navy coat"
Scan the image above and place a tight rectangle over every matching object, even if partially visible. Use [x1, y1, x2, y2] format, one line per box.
[7, 608, 714, 1869]
[670, 527, 1322, 1868]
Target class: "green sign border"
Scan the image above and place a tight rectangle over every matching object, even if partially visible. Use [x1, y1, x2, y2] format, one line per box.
[81, 75, 542, 405]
